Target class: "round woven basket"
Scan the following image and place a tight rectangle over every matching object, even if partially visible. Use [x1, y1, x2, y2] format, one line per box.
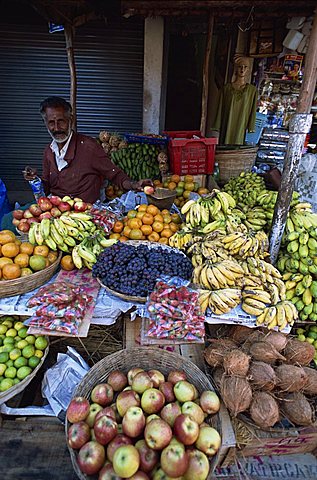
[66, 347, 222, 480]
[97, 278, 147, 303]
[215, 146, 258, 184]
[0, 252, 62, 298]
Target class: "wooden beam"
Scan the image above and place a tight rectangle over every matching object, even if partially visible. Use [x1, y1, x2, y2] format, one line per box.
[200, 13, 214, 136]
[64, 24, 77, 132]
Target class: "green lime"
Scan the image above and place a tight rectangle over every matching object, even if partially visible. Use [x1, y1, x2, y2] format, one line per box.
[9, 348, 21, 361]
[0, 378, 14, 391]
[14, 357, 28, 368]
[0, 352, 9, 363]
[12, 378, 20, 385]
[310, 325, 317, 333]
[2, 320, 13, 328]
[0, 325, 8, 335]
[3, 337, 14, 345]
[34, 350, 44, 359]
[298, 335, 306, 341]
[18, 327, 28, 339]
[4, 366, 17, 379]
[0, 376, 3, 382]
[308, 332, 317, 340]
[0, 363, 7, 376]
[2, 345, 14, 353]
[14, 321, 25, 331]
[306, 337, 315, 344]
[28, 356, 41, 369]
[34, 336, 48, 351]
[17, 366, 32, 380]
[6, 328, 17, 338]
[22, 345, 35, 359]
[6, 360, 14, 368]
[16, 339, 28, 350]
[25, 335, 36, 345]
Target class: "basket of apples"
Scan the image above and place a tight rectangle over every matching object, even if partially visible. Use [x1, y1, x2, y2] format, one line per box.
[66, 347, 222, 480]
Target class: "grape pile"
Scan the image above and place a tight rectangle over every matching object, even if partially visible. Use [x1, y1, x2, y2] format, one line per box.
[92, 243, 193, 297]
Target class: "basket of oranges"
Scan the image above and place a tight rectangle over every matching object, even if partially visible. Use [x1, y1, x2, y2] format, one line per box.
[0, 230, 62, 298]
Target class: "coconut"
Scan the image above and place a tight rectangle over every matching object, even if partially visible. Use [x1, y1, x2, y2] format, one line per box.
[204, 338, 238, 367]
[302, 367, 317, 396]
[220, 375, 253, 416]
[280, 392, 314, 426]
[262, 330, 288, 352]
[250, 391, 280, 429]
[248, 361, 277, 391]
[249, 341, 286, 364]
[223, 349, 250, 376]
[275, 365, 308, 392]
[230, 325, 254, 345]
[284, 339, 315, 366]
[212, 366, 225, 390]
[241, 330, 265, 352]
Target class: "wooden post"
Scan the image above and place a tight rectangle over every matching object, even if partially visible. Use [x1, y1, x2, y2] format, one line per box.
[200, 13, 214, 135]
[64, 24, 77, 131]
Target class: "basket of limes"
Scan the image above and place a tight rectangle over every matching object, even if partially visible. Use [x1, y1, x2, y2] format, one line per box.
[0, 315, 49, 404]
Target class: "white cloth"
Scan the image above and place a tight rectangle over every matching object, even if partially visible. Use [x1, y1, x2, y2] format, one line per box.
[50, 132, 73, 171]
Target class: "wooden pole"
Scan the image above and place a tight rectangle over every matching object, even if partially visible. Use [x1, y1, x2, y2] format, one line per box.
[200, 13, 214, 135]
[64, 24, 77, 131]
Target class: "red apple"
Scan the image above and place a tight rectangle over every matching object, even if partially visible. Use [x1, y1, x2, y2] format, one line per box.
[195, 426, 221, 456]
[12, 218, 20, 227]
[160, 401, 182, 427]
[91, 383, 114, 407]
[23, 209, 34, 219]
[86, 203, 93, 210]
[128, 367, 144, 385]
[29, 204, 43, 217]
[38, 196, 53, 212]
[112, 445, 140, 478]
[132, 371, 153, 394]
[146, 414, 160, 424]
[98, 463, 121, 480]
[107, 370, 128, 392]
[144, 418, 172, 450]
[49, 195, 62, 206]
[160, 443, 189, 478]
[159, 382, 176, 403]
[50, 207, 62, 217]
[68, 421, 91, 449]
[128, 472, 150, 480]
[141, 388, 165, 415]
[95, 406, 116, 423]
[67, 396, 90, 424]
[167, 370, 187, 385]
[143, 186, 154, 195]
[174, 381, 196, 403]
[182, 401, 205, 425]
[135, 439, 160, 473]
[13, 209, 24, 220]
[27, 217, 39, 225]
[58, 201, 72, 212]
[199, 390, 220, 415]
[183, 449, 210, 480]
[94, 415, 118, 445]
[62, 195, 72, 202]
[74, 200, 88, 212]
[86, 403, 103, 428]
[106, 433, 133, 462]
[173, 414, 199, 446]
[122, 406, 146, 438]
[39, 212, 52, 220]
[17, 219, 30, 232]
[152, 467, 184, 480]
[148, 369, 165, 388]
[77, 440, 105, 475]
[116, 390, 140, 417]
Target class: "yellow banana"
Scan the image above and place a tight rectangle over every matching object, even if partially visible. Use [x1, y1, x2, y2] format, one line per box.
[40, 218, 51, 239]
[241, 302, 264, 316]
[72, 245, 83, 269]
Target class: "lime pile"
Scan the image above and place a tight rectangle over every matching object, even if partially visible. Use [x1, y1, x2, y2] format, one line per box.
[296, 324, 317, 366]
[0, 315, 48, 392]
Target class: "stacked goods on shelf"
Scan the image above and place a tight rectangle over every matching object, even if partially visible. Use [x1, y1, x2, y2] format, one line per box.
[110, 142, 161, 181]
[295, 325, 317, 365]
[205, 325, 317, 429]
[98, 131, 128, 155]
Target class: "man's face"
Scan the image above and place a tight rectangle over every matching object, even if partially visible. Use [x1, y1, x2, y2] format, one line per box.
[43, 106, 72, 144]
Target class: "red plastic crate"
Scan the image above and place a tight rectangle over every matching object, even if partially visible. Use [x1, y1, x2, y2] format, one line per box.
[164, 130, 218, 175]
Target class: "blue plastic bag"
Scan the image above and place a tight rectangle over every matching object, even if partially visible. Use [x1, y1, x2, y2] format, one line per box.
[0, 179, 11, 224]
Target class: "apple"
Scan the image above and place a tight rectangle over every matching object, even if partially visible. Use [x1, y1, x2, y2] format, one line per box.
[29, 204, 43, 217]
[91, 383, 114, 406]
[67, 421, 91, 449]
[167, 370, 187, 385]
[95, 406, 116, 423]
[13, 209, 24, 220]
[128, 367, 144, 385]
[123, 386, 132, 391]
[27, 217, 39, 225]
[199, 390, 220, 415]
[12, 218, 21, 227]
[106, 433, 133, 462]
[141, 388, 165, 415]
[74, 197, 83, 202]
[195, 426, 221, 456]
[160, 443, 189, 478]
[74, 200, 88, 212]
[174, 381, 196, 403]
[98, 463, 121, 480]
[38, 197, 53, 212]
[62, 195, 72, 201]
[144, 418, 172, 450]
[77, 440, 105, 475]
[146, 414, 160, 424]
[94, 415, 118, 445]
[50, 207, 62, 217]
[112, 445, 140, 478]
[58, 201, 72, 212]
[173, 414, 199, 446]
[23, 209, 34, 219]
[67, 396, 90, 423]
[116, 390, 141, 417]
[39, 212, 52, 220]
[143, 186, 155, 195]
[169, 436, 185, 449]
[49, 195, 61, 206]
[152, 467, 183, 480]
[160, 401, 182, 427]
[135, 439, 160, 473]
[122, 406, 146, 438]
[86, 403, 103, 428]
[183, 449, 210, 480]
[148, 369, 165, 388]
[86, 202, 93, 210]
[159, 382, 176, 403]
[182, 401, 205, 425]
[128, 472, 150, 480]
[132, 371, 153, 394]
[107, 370, 128, 392]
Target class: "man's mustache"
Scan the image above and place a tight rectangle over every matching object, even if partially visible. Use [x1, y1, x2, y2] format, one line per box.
[52, 131, 66, 136]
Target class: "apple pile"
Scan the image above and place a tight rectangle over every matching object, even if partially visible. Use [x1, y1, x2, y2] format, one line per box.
[67, 367, 221, 480]
[12, 195, 92, 233]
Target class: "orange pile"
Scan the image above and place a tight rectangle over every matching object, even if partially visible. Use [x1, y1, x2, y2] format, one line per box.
[162, 174, 210, 208]
[110, 204, 182, 244]
[0, 230, 57, 280]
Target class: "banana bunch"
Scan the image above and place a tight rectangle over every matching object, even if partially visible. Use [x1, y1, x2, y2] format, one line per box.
[72, 234, 117, 269]
[256, 300, 298, 330]
[221, 230, 269, 259]
[28, 212, 97, 253]
[185, 233, 235, 267]
[193, 259, 244, 290]
[223, 171, 266, 208]
[244, 206, 270, 231]
[241, 287, 271, 316]
[199, 288, 242, 315]
[168, 229, 194, 250]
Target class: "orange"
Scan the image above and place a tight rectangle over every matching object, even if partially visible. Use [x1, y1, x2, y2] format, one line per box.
[198, 187, 209, 195]
[153, 179, 163, 186]
[171, 213, 182, 224]
[129, 229, 143, 240]
[136, 211, 145, 220]
[21, 267, 33, 277]
[2, 263, 21, 280]
[0, 230, 16, 245]
[141, 225, 153, 236]
[110, 233, 121, 240]
[169, 223, 179, 233]
[61, 255, 75, 271]
[161, 209, 170, 216]
[127, 210, 138, 219]
[152, 221, 164, 233]
[147, 205, 159, 216]
[0, 257, 13, 269]
[174, 198, 181, 207]
[128, 218, 142, 229]
[15, 239, 22, 246]
[123, 226, 132, 237]
[138, 204, 148, 212]
[34, 245, 49, 257]
[20, 242, 34, 255]
[163, 214, 171, 224]
[1, 242, 20, 258]
[171, 174, 180, 184]
[158, 237, 169, 245]
[142, 213, 154, 225]
[183, 190, 191, 199]
[148, 232, 160, 242]
[154, 214, 164, 223]
[14, 253, 29, 268]
[184, 175, 194, 183]
[167, 182, 177, 190]
[160, 228, 173, 239]
[47, 252, 58, 264]
[119, 236, 128, 242]
[113, 221, 124, 233]
[184, 182, 195, 192]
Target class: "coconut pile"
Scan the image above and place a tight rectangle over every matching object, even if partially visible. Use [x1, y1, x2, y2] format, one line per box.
[204, 326, 317, 429]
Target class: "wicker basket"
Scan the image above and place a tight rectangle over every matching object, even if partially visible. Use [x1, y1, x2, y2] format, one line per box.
[66, 347, 222, 480]
[0, 252, 62, 298]
[146, 187, 177, 211]
[97, 278, 147, 303]
[215, 146, 258, 184]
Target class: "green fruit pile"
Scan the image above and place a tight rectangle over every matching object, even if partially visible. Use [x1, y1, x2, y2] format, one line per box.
[0, 315, 48, 393]
[111, 143, 161, 181]
[296, 325, 317, 366]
